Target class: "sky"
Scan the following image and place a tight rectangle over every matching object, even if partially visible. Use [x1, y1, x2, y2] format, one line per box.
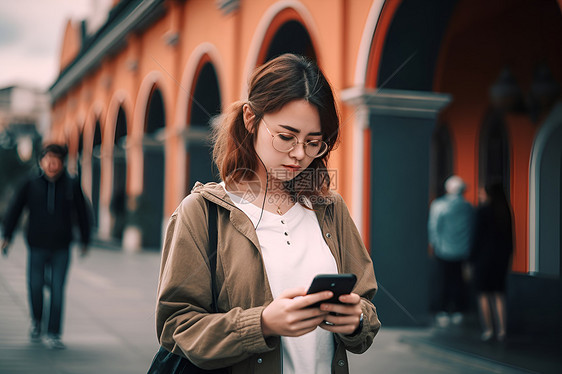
[0, 0, 96, 91]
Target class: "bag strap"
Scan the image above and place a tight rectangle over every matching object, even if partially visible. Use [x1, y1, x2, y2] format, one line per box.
[207, 201, 219, 313]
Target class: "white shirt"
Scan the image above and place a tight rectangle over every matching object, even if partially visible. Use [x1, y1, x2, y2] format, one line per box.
[223, 185, 337, 374]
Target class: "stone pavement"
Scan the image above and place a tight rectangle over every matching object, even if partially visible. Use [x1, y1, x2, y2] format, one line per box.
[0, 234, 556, 373]
[0, 235, 160, 374]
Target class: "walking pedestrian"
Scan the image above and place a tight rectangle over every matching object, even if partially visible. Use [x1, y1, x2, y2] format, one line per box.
[1, 143, 92, 349]
[153, 54, 380, 373]
[470, 182, 513, 342]
[428, 175, 474, 327]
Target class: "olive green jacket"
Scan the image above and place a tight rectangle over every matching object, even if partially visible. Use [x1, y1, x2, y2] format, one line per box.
[156, 182, 381, 373]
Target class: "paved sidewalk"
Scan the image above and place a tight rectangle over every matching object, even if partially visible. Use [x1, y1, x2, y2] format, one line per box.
[0, 235, 160, 374]
[0, 234, 552, 373]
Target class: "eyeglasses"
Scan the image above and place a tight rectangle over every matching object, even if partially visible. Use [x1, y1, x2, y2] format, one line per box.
[261, 118, 328, 158]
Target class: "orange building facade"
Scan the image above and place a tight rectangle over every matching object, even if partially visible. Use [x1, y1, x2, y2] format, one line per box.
[50, 0, 562, 327]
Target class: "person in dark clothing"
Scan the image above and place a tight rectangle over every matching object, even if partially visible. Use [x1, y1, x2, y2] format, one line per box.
[1, 144, 92, 350]
[470, 182, 513, 342]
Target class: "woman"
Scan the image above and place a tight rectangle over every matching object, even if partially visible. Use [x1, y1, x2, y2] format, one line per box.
[155, 54, 380, 373]
[470, 182, 513, 342]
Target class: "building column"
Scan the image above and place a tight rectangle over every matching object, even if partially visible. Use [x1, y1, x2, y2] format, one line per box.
[343, 87, 451, 326]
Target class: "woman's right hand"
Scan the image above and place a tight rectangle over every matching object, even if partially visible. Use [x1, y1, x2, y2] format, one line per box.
[261, 287, 333, 337]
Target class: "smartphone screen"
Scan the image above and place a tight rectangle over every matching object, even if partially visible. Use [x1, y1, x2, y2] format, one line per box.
[306, 273, 357, 307]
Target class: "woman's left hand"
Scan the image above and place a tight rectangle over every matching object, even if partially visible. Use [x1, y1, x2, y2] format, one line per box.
[318, 292, 363, 335]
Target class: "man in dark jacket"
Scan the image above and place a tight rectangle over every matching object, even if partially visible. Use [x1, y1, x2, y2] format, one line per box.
[1, 143, 92, 349]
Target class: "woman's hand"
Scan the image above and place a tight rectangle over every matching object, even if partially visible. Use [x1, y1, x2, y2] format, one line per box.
[261, 287, 332, 337]
[318, 293, 363, 335]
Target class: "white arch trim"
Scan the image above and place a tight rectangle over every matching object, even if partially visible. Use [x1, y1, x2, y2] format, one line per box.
[353, 0, 386, 86]
[104, 90, 132, 152]
[102, 91, 132, 190]
[242, 0, 323, 99]
[133, 71, 165, 139]
[84, 100, 105, 156]
[529, 101, 562, 274]
[128, 70, 165, 198]
[106, 91, 132, 133]
[75, 112, 86, 133]
[347, 0, 385, 230]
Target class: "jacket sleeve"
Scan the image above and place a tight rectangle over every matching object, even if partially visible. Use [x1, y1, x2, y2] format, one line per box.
[2, 179, 29, 241]
[331, 194, 381, 354]
[155, 194, 277, 370]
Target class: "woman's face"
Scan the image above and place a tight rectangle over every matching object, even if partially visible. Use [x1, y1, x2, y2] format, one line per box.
[244, 99, 323, 183]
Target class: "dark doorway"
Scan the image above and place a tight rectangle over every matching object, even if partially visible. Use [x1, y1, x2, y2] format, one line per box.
[263, 20, 316, 63]
[92, 120, 102, 229]
[186, 62, 221, 192]
[111, 106, 127, 242]
[479, 110, 510, 198]
[142, 88, 166, 250]
[77, 128, 84, 180]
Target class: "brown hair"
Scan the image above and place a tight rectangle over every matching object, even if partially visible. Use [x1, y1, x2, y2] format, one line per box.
[213, 54, 340, 202]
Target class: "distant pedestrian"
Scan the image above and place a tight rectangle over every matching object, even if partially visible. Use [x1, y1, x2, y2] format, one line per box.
[470, 182, 513, 342]
[428, 175, 474, 327]
[1, 143, 92, 349]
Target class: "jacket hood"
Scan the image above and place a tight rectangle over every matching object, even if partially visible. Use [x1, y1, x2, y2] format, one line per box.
[190, 181, 337, 217]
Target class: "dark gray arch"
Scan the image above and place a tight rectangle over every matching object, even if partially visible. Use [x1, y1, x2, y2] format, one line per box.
[530, 102, 562, 277]
[478, 109, 510, 198]
[264, 20, 316, 63]
[111, 106, 127, 241]
[376, 0, 458, 90]
[92, 120, 102, 228]
[186, 62, 221, 192]
[366, 0, 458, 326]
[141, 88, 165, 250]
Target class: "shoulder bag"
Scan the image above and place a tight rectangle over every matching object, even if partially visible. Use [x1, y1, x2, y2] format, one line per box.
[147, 202, 228, 374]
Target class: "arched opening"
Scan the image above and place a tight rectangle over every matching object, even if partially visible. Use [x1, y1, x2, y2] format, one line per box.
[141, 87, 166, 250]
[111, 106, 127, 242]
[430, 123, 454, 199]
[364, 0, 458, 327]
[478, 110, 510, 198]
[374, 0, 458, 90]
[263, 20, 316, 63]
[186, 62, 221, 192]
[532, 102, 562, 277]
[92, 120, 102, 229]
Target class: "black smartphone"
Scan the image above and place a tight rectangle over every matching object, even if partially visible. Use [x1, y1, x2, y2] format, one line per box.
[306, 273, 357, 307]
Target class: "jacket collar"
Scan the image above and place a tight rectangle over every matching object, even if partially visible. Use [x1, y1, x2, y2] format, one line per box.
[191, 182, 262, 251]
[190, 181, 336, 224]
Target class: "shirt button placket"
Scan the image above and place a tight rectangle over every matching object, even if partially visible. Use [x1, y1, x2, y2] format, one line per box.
[281, 220, 290, 245]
